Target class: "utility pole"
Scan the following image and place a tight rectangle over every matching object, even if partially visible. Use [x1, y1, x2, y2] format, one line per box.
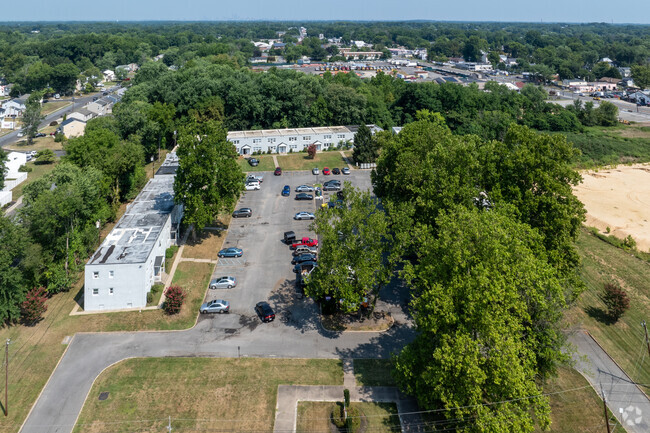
[601, 386, 611, 433]
[4, 339, 9, 417]
[642, 321, 650, 358]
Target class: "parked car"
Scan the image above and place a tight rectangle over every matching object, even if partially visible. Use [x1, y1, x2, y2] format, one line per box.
[294, 211, 315, 220]
[218, 247, 243, 258]
[332, 168, 341, 175]
[209, 276, 237, 289]
[291, 237, 318, 249]
[248, 158, 259, 167]
[232, 208, 253, 218]
[274, 167, 282, 176]
[282, 185, 291, 196]
[293, 261, 318, 274]
[295, 185, 314, 193]
[35, 132, 46, 138]
[244, 183, 260, 191]
[295, 193, 313, 201]
[246, 174, 263, 183]
[17, 132, 24, 138]
[200, 299, 230, 314]
[312, 167, 319, 175]
[293, 245, 318, 256]
[255, 301, 275, 322]
[291, 253, 317, 265]
[323, 183, 341, 191]
[342, 167, 350, 175]
[323, 167, 331, 175]
[284, 231, 296, 244]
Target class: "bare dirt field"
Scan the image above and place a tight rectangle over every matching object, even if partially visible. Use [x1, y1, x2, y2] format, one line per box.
[574, 163, 650, 252]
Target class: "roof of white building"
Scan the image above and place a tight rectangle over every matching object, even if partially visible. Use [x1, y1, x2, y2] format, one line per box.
[227, 125, 353, 139]
[87, 154, 179, 266]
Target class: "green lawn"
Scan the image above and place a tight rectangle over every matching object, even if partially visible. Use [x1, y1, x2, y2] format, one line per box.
[297, 401, 400, 433]
[74, 358, 343, 433]
[565, 125, 650, 168]
[238, 154, 276, 172]
[566, 228, 650, 386]
[353, 359, 395, 386]
[42, 101, 72, 116]
[238, 151, 352, 173]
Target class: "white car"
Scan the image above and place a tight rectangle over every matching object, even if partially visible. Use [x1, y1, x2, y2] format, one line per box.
[294, 211, 315, 220]
[245, 183, 260, 191]
[312, 167, 319, 175]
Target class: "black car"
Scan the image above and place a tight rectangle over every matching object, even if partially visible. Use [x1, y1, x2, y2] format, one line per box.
[291, 253, 317, 265]
[332, 168, 341, 175]
[34, 132, 46, 138]
[232, 208, 252, 218]
[255, 302, 275, 322]
[294, 261, 317, 274]
[295, 193, 313, 201]
[248, 158, 259, 167]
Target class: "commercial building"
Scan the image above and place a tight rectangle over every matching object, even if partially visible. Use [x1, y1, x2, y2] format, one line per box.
[227, 125, 382, 155]
[83, 153, 183, 312]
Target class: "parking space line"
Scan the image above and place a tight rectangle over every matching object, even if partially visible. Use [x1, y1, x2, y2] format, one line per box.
[216, 257, 247, 266]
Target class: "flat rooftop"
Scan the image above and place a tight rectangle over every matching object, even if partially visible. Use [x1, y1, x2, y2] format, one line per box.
[227, 125, 355, 139]
[87, 163, 177, 266]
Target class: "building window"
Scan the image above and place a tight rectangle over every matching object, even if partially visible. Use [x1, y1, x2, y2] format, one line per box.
[92, 288, 99, 295]
[303, 136, 311, 141]
[232, 140, 240, 145]
[109, 288, 114, 295]
[253, 147, 262, 152]
[269, 146, 276, 152]
[268, 138, 276, 143]
[338, 134, 345, 139]
[290, 144, 298, 149]
[108, 270, 114, 279]
[289, 137, 297, 141]
[93, 271, 99, 279]
[324, 135, 332, 139]
[253, 139, 261, 144]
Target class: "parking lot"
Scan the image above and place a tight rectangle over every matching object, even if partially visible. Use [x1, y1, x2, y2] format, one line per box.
[199, 169, 373, 328]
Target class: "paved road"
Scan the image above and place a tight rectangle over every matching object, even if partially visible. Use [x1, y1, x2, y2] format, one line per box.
[570, 331, 650, 433]
[20, 170, 414, 433]
[550, 92, 650, 123]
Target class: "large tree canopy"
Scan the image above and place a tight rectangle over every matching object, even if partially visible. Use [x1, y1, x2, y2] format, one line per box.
[394, 205, 568, 433]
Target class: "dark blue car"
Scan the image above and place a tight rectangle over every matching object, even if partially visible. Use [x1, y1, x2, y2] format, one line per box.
[282, 185, 291, 196]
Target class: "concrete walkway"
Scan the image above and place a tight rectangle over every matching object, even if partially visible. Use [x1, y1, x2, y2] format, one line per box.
[339, 151, 353, 170]
[4, 195, 22, 215]
[569, 330, 650, 433]
[273, 154, 279, 168]
[273, 359, 423, 433]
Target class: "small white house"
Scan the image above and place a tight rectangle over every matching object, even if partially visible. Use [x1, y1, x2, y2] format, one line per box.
[102, 70, 115, 82]
[68, 108, 95, 123]
[58, 118, 86, 138]
[1, 151, 28, 207]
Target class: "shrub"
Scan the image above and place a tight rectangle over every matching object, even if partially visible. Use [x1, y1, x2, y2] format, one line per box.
[623, 235, 637, 250]
[147, 292, 154, 304]
[151, 283, 164, 294]
[602, 282, 630, 323]
[21, 287, 48, 324]
[49, 121, 58, 126]
[307, 143, 317, 159]
[344, 388, 350, 407]
[54, 132, 65, 142]
[163, 285, 186, 314]
[35, 149, 56, 165]
[165, 245, 179, 259]
[18, 164, 32, 172]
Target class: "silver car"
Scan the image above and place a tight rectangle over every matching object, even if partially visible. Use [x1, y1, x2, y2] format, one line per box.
[312, 167, 319, 175]
[295, 185, 314, 193]
[209, 276, 237, 289]
[294, 211, 315, 220]
[200, 299, 230, 314]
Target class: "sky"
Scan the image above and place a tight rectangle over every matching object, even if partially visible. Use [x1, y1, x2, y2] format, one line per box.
[2, 0, 650, 23]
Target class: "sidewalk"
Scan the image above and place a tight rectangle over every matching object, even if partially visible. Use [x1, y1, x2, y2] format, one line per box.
[569, 330, 650, 433]
[273, 359, 423, 432]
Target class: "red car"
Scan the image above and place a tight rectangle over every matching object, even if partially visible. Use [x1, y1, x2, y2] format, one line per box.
[323, 167, 331, 175]
[291, 237, 319, 249]
[274, 167, 282, 176]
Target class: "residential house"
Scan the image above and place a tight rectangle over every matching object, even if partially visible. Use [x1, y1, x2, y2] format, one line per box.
[0, 83, 12, 97]
[68, 108, 95, 123]
[116, 63, 139, 73]
[619, 67, 632, 78]
[1, 95, 29, 117]
[621, 77, 636, 88]
[599, 57, 614, 66]
[339, 48, 383, 60]
[227, 125, 382, 155]
[103, 70, 115, 82]
[58, 118, 86, 138]
[87, 98, 111, 116]
[84, 154, 183, 311]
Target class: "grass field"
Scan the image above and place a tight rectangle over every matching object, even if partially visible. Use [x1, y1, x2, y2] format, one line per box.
[42, 101, 72, 116]
[7, 136, 64, 153]
[239, 151, 352, 172]
[73, 358, 343, 433]
[566, 228, 650, 387]
[297, 401, 400, 433]
[566, 125, 650, 168]
[353, 359, 395, 386]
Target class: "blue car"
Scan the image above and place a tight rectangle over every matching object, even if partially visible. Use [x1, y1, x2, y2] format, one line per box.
[282, 185, 291, 196]
[218, 247, 243, 258]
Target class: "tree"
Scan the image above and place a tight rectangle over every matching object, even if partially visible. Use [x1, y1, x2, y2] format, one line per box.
[595, 101, 619, 126]
[351, 123, 378, 164]
[21, 100, 44, 145]
[20, 287, 48, 324]
[34, 149, 56, 165]
[306, 143, 317, 159]
[115, 67, 128, 81]
[50, 63, 79, 95]
[174, 120, 243, 237]
[0, 149, 7, 190]
[394, 206, 568, 433]
[631, 65, 650, 90]
[0, 216, 31, 324]
[306, 185, 393, 313]
[602, 282, 630, 323]
[163, 285, 186, 315]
